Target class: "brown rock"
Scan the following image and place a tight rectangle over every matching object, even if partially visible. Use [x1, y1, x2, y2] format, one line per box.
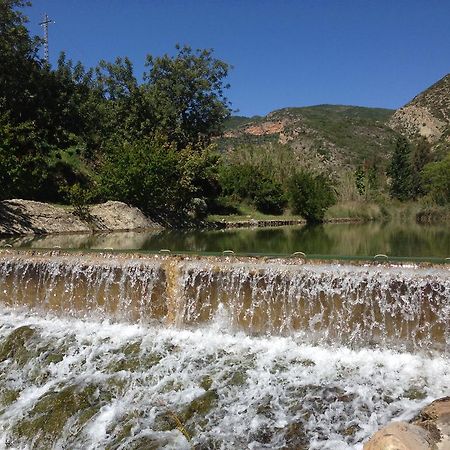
[89, 201, 160, 232]
[413, 397, 450, 449]
[0, 199, 161, 236]
[364, 397, 450, 450]
[0, 199, 88, 235]
[363, 421, 433, 450]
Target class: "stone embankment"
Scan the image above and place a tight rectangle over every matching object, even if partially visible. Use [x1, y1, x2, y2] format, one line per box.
[364, 397, 450, 450]
[213, 217, 361, 229]
[0, 199, 161, 236]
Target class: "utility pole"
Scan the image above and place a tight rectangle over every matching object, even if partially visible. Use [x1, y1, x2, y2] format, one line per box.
[39, 14, 55, 64]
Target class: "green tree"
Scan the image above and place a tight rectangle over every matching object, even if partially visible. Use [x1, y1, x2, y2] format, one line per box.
[422, 153, 450, 205]
[99, 138, 221, 226]
[218, 163, 286, 214]
[388, 137, 412, 201]
[0, 0, 42, 123]
[411, 138, 432, 198]
[288, 171, 336, 223]
[144, 45, 231, 149]
[354, 167, 366, 196]
[253, 178, 286, 215]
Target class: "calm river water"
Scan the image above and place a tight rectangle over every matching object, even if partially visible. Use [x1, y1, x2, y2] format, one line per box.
[1, 221, 449, 258]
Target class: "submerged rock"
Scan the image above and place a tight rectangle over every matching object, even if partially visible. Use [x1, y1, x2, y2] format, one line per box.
[0, 325, 36, 365]
[364, 397, 450, 450]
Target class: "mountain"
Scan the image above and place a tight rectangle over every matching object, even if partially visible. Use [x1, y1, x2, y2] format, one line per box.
[220, 75, 450, 172]
[220, 105, 399, 171]
[389, 74, 450, 148]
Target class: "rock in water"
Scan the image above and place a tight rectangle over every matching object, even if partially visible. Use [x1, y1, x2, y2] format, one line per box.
[364, 397, 450, 450]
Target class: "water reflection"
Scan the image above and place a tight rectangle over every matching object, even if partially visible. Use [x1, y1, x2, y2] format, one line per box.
[1, 222, 449, 258]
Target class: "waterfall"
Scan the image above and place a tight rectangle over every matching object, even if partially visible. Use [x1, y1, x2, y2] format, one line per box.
[0, 250, 449, 449]
[0, 251, 448, 351]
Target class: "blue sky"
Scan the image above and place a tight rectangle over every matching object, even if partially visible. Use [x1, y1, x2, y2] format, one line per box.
[26, 0, 450, 116]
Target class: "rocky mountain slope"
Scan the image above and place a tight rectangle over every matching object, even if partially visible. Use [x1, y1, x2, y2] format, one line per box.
[389, 73, 450, 146]
[220, 105, 399, 171]
[221, 74, 450, 171]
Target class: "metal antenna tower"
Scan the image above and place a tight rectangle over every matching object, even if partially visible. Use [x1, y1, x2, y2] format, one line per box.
[39, 13, 55, 63]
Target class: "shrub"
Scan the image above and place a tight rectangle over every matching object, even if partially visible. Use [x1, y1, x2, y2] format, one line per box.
[288, 171, 336, 223]
[253, 178, 286, 215]
[218, 163, 261, 199]
[422, 153, 450, 205]
[64, 183, 92, 220]
[98, 138, 219, 226]
[218, 163, 286, 214]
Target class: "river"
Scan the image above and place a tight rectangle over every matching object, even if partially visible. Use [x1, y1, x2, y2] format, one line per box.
[1, 221, 449, 259]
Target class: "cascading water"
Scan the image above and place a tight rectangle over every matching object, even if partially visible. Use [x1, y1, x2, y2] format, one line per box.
[0, 250, 449, 449]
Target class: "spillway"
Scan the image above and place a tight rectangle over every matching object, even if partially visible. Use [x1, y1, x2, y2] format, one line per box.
[0, 250, 449, 449]
[1, 251, 448, 351]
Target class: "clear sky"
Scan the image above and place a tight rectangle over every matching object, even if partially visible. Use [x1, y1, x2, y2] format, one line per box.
[26, 0, 450, 117]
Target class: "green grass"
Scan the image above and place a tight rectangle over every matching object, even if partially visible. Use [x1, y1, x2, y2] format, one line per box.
[58, 148, 95, 178]
[208, 204, 304, 223]
[208, 201, 386, 223]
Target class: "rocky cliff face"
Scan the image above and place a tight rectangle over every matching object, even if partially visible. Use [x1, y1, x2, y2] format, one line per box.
[389, 74, 450, 145]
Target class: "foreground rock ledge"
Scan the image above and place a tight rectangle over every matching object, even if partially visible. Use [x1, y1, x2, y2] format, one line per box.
[0, 199, 161, 236]
[364, 397, 450, 450]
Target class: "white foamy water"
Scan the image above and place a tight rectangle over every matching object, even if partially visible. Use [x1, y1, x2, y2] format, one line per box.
[0, 308, 449, 450]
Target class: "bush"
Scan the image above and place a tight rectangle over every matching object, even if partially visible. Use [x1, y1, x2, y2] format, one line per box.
[422, 153, 450, 205]
[218, 163, 260, 199]
[218, 163, 286, 215]
[288, 171, 336, 223]
[98, 138, 219, 226]
[64, 183, 92, 220]
[253, 178, 286, 215]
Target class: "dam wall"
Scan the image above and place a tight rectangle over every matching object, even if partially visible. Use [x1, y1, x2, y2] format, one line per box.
[0, 250, 449, 351]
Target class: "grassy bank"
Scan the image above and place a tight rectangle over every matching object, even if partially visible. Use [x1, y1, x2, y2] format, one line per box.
[208, 200, 449, 225]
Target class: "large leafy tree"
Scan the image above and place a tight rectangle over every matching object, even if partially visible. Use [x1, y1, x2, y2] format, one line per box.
[422, 152, 450, 205]
[0, 0, 233, 222]
[411, 138, 432, 198]
[288, 171, 336, 223]
[0, 0, 42, 123]
[144, 45, 231, 149]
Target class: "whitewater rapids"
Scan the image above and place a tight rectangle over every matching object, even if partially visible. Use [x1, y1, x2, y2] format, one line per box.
[0, 308, 449, 449]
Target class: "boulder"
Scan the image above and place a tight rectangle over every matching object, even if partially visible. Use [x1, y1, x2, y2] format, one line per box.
[364, 397, 450, 450]
[412, 397, 450, 449]
[89, 201, 160, 231]
[0, 199, 161, 236]
[0, 199, 87, 235]
[363, 422, 433, 450]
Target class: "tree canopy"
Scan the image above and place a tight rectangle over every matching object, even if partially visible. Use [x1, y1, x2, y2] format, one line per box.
[0, 0, 232, 225]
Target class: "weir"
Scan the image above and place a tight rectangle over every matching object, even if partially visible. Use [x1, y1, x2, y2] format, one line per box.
[0, 250, 448, 352]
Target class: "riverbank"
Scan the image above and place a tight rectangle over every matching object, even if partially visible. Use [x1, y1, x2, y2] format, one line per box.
[209, 200, 450, 228]
[211, 217, 365, 229]
[0, 199, 161, 236]
[1, 199, 448, 237]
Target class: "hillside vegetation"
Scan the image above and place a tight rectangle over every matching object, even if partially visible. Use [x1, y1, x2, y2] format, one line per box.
[221, 105, 398, 170]
[1, 1, 448, 227]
